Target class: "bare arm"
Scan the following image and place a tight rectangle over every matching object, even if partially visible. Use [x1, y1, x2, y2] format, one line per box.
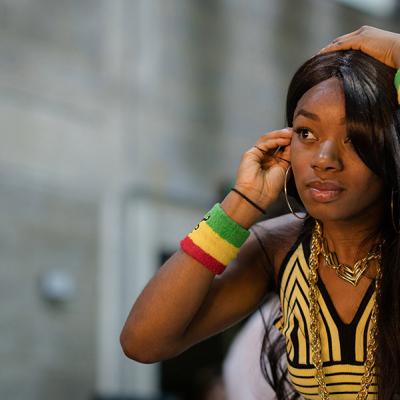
[319, 26, 400, 68]
[120, 129, 295, 363]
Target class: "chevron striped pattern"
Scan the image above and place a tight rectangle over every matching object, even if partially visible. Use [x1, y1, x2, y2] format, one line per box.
[274, 235, 377, 399]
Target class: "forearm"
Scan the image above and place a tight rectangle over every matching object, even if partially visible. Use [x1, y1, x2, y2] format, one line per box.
[120, 191, 274, 362]
[120, 250, 215, 362]
[121, 131, 290, 363]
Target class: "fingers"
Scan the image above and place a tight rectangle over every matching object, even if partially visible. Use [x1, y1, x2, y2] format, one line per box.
[258, 128, 292, 139]
[317, 26, 381, 55]
[255, 128, 292, 149]
[275, 155, 291, 165]
[253, 145, 268, 155]
[251, 128, 292, 166]
[318, 29, 362, 54]
[253, 134, 292, 154]
[316, 26, 400, 68]
[280, 142, 291, 164]
[253, 145, 290, 163]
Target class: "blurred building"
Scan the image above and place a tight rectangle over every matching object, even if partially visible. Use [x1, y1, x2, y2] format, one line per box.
[0, 0, 398, 399]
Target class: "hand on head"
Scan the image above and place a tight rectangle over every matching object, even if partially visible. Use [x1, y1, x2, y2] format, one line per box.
[318, 26, 400, 69]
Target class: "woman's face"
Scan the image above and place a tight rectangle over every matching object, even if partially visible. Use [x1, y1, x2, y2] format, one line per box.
[290, 77, 385, 224]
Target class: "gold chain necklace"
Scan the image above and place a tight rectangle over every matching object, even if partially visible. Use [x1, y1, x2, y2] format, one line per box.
[319, 225, 382, 287]
[309, 221, 382, 400]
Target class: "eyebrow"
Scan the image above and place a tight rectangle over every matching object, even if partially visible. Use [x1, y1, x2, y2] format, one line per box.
[294, 108, 346, 124]
[294, 109, 320, 121]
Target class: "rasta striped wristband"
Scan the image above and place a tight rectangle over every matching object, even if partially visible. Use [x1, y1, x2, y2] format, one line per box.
[180, 203, 250, 274]
[395, 69, 400, 105]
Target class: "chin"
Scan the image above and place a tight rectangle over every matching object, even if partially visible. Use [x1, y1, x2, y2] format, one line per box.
[304, 202, 382, 225]
[301, 196, 345, 220]
[306, 209, 350, 223]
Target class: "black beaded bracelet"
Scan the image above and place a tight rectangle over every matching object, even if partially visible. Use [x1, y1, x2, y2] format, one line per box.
[230, 187, 266, 215]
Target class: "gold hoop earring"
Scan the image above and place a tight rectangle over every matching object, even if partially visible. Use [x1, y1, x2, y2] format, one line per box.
[284, 166, 307, 220]
[391, 189, 400, 234]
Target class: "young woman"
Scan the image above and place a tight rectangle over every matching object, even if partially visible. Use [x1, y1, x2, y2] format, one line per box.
[121, 27, 400, 399]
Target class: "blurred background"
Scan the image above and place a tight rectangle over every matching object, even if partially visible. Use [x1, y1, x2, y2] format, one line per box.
[0, 0, 398, 399]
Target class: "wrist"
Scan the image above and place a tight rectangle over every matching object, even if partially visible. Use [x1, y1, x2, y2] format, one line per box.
[180, 203, 250, 275]
[221, 190, 271, 229]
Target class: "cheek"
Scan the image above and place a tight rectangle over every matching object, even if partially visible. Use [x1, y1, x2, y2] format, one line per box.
[355, 172, 384, 199]
[342, 164, 384, 209]
[290, 142, 310, 176]
[289, 138, 301, 165]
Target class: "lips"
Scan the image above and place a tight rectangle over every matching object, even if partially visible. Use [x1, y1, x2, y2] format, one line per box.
[306, 180, 344, 202]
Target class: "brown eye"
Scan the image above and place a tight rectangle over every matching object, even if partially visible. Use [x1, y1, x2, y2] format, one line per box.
[295, 127, 316, 141]
[344, 136, 352, 144]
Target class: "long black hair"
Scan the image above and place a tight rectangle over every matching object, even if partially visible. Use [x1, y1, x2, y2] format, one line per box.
[260, 50, 400, 399]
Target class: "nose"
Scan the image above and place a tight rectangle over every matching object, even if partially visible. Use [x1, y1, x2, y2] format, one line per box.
[311, 139, 343, 172]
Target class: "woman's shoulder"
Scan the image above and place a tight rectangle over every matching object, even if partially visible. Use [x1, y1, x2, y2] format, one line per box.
[251, 213, 307, 284]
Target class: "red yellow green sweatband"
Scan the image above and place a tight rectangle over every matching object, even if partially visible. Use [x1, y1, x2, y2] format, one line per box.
[180, 203, 250, 274]
[395, 69, 400, 105]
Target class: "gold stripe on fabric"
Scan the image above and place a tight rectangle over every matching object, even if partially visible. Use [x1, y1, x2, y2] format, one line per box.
[355, 292, 374, 361]
[286, 286, 309, 363]
[188, 221, 238, 264]
[290, 370, 377, 387]
[316, 289, 341, 361]
[281, 266, 308, 323]
[280, 247, 310, 316]
[290, 260, 311, 295]
[280, 252, 309, 322]
[288, 338, 294, 360]
[288, 362, 371, 377]
[290, 384, 377, 400]
[294, 300, 308, 364]
[286, 318, 295, 360]
[295, 242, 310, 277]
[279, 244, 311, 364]
[286, 342, 295, 360]
[318, 309, 331, 362]
[280, 248, 309, 302]
[280, 290, 299, 362]
[280, 245, 305, 298]
[274, 316, 283, 332]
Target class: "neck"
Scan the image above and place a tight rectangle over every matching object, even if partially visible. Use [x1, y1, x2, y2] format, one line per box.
[318, 214, 383, 264]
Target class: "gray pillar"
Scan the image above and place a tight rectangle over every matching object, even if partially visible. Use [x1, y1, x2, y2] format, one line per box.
[120, 196, 161, 397]
[96, 192, 125, 396]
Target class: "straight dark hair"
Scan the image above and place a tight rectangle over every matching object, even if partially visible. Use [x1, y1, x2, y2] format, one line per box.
[260, 50, 400, 399]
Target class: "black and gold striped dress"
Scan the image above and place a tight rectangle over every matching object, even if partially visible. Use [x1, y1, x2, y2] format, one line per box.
[274, 232, 377, 399]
